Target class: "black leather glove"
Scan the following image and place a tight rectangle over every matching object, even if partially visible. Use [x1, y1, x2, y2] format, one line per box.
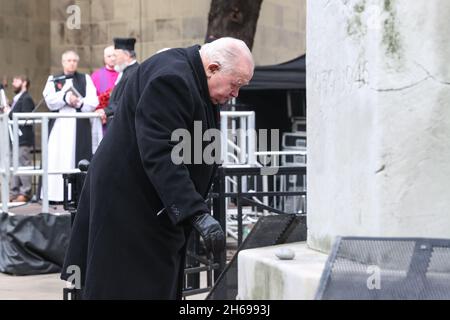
[191, 213, 225, 256]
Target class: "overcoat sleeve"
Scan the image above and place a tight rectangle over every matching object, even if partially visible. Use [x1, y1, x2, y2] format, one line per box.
[135, 74, 210, 225]
[104, 78, 125, 117]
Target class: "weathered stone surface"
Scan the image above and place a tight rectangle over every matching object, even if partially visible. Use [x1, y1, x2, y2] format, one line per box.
[108, 22, 129, 39]
[90, 0, 114, 21]
[182, 17, 206, 40]
[253, 0, 306, 65]
[0, 0, 51, 100]
[307, 0, 450, 253]
[141, 20, 155, 43]
[155, 18, 181, 41]
[238, 243, 327, 300]
[91, 23, 109, 45]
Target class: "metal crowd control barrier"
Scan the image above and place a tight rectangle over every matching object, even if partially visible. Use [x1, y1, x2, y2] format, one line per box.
[4, 112, 102, 213]
[0, 114, 10, 213]
[211, 165, 307, 280]
[182, 165, 307, 296]
[207, 214, 307, 300]
[220, 111, 256, 166]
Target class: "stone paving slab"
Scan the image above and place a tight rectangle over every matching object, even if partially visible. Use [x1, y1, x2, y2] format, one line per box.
[0, 273, 64, 300]
[0, 272, 208, 300]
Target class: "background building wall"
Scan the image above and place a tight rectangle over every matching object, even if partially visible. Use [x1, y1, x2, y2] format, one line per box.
[1, 0, 306, 102]
[51, 0, 307, 73]
[0, 0, 51, 104]
[253, 0, 306, 65]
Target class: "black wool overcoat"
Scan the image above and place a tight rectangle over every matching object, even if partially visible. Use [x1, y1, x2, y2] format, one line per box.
[61, 45, 220, 299]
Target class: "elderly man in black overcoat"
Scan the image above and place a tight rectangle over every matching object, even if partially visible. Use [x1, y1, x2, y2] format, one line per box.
[61, 37, 254, 299]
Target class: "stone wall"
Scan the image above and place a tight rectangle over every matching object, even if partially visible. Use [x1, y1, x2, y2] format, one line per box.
[49, 0, 306, 74]
[307, 0, 450, 253]
[0, 0, 51, 104]
[253, 0, 306, 65]
[1, 0, 306, 102]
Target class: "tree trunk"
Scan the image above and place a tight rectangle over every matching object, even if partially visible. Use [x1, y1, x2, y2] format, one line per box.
[206, 0, 263, 50]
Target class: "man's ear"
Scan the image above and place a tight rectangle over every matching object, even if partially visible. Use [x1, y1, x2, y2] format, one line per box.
[207, 62, 220, 75]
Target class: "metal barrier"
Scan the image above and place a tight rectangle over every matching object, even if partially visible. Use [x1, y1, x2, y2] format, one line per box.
[0, 112, 102, 213]
[220, 111, 257, 166]
[219, 111, 307, 240]
[183, 249, 220, 298]
[207, 214, 306, 300]
[256, 150, 307, 213]
[182, 165, 307, 297]
[211, 165, 307, 280]
[0, 114, 10, 213]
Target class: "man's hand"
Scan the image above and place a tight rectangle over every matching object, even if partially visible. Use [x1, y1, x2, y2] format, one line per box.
[66, 91, 80, 108]
[1, 105, 11, 114]
[191, 213, 225, 256]
[96, 109, 107, 125]
[69, 93, 80, 107]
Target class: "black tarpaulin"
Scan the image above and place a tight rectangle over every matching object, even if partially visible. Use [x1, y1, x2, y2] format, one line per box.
[0, 212, 71, 275]
[242, 55, 306, 91]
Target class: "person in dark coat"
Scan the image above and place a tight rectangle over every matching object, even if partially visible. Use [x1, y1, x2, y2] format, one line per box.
[7, 75, 35, 202]
[97, 38, 139, 126]
[61, 37, 255, 299]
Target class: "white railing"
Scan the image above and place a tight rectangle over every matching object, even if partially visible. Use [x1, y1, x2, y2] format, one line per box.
[220, 112, 255, 237]
[3, 111, 256, 215]
[1, 112, 102, 213]
[219, 112, 308, 238]
[0, 114, 10, 213]
[220, 111, 256, 166]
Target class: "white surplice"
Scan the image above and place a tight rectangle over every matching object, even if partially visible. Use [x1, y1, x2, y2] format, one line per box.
[42, 74, 99, 202]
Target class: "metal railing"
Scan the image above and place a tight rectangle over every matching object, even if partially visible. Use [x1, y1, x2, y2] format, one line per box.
[219, 112, 307, 239]
[220, 111, 256, 166]
[0, 114, 10, 213]
[182, 165, 307, 296]
[210, 165, 307, 279]
[1, 112, 102, 213]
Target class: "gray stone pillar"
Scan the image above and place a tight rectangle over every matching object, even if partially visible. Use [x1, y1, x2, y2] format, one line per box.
[307, 0, 450, 253]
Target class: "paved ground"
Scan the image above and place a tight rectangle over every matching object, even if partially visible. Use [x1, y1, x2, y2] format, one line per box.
[0, 273, 64, 300]
[0, 272, 209, 300]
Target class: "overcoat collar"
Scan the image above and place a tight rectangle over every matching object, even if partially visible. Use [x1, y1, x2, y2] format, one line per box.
[186, 45, 219, 130]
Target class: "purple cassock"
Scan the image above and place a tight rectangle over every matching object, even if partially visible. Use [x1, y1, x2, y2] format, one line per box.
[91, 66, 118, 96]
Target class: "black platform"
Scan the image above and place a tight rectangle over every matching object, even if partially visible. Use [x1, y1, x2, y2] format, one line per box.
[0, 211, 71, 275]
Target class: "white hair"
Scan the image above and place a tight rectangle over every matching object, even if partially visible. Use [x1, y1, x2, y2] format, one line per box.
[200, 37, 254, 74]
[62, 50, 80, 62]
[104, 45, 115, 56]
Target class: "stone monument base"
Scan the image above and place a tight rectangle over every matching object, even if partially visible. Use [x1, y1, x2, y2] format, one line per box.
[237, 242, 328, 300]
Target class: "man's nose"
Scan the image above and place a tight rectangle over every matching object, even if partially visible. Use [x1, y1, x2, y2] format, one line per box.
[230, 88, 239, 98]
